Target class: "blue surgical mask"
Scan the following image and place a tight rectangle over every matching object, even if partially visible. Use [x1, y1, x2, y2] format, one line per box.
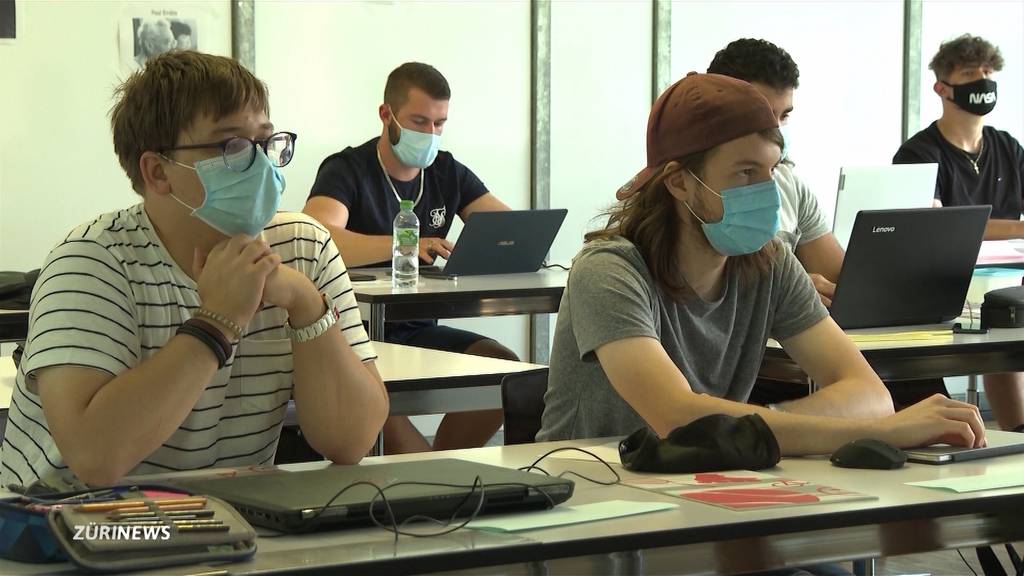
[168, 148, 285, 236]
[683, 171, 781, 256]
[391, 117, 440, 169]
[778, 124, 791, 161]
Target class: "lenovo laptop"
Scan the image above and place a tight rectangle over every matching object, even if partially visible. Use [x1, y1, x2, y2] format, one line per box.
[905, 429, 1024, 464]
[172, 458, 575, 533]
[419, 209, 567, 278]
[832, 164, 939, 249]
[828, 206, 990, 329]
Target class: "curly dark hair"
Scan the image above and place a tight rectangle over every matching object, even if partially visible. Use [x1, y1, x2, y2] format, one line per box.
[707, 38, 799, 90]
[929, 34, 1004, 80]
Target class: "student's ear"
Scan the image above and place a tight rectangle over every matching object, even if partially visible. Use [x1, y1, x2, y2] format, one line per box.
[662, 162, 692, 203]
[933, 81, 947, 98]
[139, 151, 172, 197]
[378, 104, 391, 125]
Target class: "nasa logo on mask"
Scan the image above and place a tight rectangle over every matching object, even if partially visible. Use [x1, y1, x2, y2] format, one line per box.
[429, 206, 446, 229]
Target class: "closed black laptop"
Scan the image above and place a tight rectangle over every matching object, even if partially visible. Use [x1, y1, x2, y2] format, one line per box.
[829, 206, 990, 329]
[172, 459, 574, 533]
[421, 209, 567, 277]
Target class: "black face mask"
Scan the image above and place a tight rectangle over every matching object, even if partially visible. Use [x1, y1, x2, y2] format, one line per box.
[943, 78, 998, 116]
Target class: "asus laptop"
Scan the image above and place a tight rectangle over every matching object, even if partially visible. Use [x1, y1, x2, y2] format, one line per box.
[831, 164, 939, 249]
[828, 206, 990, 329]
[172, 458, 575, 533]
[419, 209, 568, 278]
[905, 429, 1024, 464]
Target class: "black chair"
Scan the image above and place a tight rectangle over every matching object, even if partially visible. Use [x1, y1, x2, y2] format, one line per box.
[501, 369, 549, 445]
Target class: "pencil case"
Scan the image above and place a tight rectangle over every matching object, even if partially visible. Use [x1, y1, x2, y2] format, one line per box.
[981, 286, 1024, 328]
[48, 494, 257, 573]
[0, 484, 206, 564]
[0, 496, 66, 563]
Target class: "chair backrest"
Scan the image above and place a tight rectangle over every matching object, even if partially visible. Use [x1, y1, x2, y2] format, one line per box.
[501, 369, 549, 445]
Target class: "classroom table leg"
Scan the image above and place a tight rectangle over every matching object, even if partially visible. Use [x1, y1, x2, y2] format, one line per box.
[368, 304, 386, 454]
[369, 303, 386, 342]
[852, 557, 876, 576]
[967, 374, 979, 407]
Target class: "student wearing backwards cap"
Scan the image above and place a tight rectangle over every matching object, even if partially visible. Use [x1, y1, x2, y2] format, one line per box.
[537, 73, 986, 456]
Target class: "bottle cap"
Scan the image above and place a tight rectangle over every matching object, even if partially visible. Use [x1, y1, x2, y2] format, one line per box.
[399, 200, 414, 211]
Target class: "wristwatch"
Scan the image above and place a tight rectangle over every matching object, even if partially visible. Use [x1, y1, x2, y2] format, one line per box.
[284, 293, 339, 342]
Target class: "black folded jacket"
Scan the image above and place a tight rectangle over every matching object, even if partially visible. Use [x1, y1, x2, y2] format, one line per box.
[618, 413, 780, 473]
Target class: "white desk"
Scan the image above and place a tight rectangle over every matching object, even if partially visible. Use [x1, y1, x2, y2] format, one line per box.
[2, 439, 1023, 575]
[351, 270, 568, 345]
[762, 325, 1024, 385]
[0, 343, 546, 417]
[977, 240, 1024, 268]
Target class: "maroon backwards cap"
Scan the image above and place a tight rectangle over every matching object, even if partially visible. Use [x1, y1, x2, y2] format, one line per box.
[616, 72, 779, 200]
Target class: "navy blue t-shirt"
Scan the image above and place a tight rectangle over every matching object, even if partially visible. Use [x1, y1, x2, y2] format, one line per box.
[309, 137, 489, 265]
[308, 137, 490, 344]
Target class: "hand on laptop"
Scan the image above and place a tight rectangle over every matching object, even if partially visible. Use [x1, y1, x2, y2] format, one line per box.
[872, 394, 987, 449]
[419, 238, 454, 264]
[808, 273, 836, 307]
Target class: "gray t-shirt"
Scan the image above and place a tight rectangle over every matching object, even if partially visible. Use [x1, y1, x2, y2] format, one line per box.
[537, 236, 828, 441]
[775, 163, 830, 251]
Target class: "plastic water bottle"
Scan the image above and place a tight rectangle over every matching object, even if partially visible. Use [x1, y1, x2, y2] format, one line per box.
[392, 200, 419, 288]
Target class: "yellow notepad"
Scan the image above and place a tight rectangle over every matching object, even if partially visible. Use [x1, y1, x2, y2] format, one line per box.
[847, 331, 953, 343]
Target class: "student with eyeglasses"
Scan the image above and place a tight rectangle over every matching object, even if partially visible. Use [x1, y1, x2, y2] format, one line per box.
[0, 51, 389, 488]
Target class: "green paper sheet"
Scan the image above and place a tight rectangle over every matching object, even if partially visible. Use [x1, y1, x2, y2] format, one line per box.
[906, 471, 1024, 493]
[465, 500, 677, 533]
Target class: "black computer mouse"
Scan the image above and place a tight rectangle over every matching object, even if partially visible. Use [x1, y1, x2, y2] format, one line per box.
[830, 439, 907, 470]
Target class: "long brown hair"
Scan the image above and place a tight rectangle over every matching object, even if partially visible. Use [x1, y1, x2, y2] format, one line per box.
[586, 135, 779, 301]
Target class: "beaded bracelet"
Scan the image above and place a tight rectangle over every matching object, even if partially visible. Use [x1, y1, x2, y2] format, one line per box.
[193, 308, 244, 341]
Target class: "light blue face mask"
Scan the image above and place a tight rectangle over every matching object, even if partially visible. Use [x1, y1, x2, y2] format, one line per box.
[684, 170, 781, 256]
[391, 116, 441, 169]
[167, 147, 285, 236]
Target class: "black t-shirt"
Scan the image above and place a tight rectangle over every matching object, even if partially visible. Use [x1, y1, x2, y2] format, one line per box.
[893, 121, 1024, 219]
[309, 137, 489, 256]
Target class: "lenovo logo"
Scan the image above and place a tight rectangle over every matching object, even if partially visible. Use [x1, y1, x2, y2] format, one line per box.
[969, 92, 996, 104]
[872, 226, 895, 233]
[497, 240, 516, 247]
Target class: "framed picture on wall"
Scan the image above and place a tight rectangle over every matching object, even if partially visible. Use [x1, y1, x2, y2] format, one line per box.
[0, 0, 15, 41]
[119, 8, 202, 72]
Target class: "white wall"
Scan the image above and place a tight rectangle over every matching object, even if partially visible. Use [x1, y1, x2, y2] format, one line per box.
[670, 0, 905, 223]
[549, 0, 652, 264]
[0, 1, 232, 272]
[917, 1, 1024, 141]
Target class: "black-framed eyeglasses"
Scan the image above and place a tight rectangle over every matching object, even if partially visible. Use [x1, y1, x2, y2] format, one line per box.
[159, 131, 297, 172]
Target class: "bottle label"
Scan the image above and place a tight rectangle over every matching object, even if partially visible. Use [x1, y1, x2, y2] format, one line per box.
[397, 229, 418, 247]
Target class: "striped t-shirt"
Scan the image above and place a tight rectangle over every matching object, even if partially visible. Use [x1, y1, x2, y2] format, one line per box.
[1, 205, 376, 486]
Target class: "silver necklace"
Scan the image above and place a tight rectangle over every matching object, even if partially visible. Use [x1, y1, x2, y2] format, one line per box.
[377, 148, 424, 207]
[963, 137, 984, 174]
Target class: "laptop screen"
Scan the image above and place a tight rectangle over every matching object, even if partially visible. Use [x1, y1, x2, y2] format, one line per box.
[832, 164, 938, 249]
[829, 206, 990, 330]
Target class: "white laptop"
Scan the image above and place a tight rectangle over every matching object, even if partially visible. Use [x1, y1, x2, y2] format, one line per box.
[831, 164, 939, 249]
